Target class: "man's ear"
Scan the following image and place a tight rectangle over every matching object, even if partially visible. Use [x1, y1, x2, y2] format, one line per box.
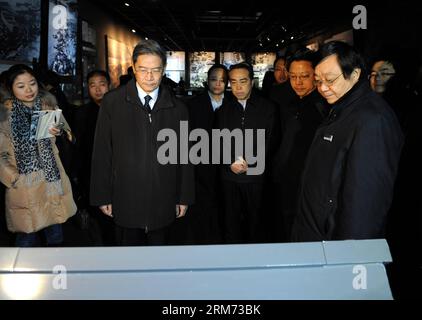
[353, 68, 362, 80]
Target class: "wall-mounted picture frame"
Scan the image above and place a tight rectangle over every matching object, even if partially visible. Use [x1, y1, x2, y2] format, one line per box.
[166, 51, 185, 84]
[47, 0, 78, 76]
[219, 52, 245, 69]
[105, 35, 134, 89]
[0, 0, 41, 63]
[189, 51, 216, 88]
[251, 52, 277, 88]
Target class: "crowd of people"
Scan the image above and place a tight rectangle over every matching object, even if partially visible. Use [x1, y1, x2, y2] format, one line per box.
[0, 39, 420, 297]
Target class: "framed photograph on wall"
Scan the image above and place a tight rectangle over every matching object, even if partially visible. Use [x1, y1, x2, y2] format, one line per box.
[105, 35, 134, 89]
[166, 51, 185, 83]
[47, 0, 78, 76]
[189, 51, 215, 88]
[219, 52, 245, 69]
[0, 0, 41, 63]
[251, 52, 276, 88]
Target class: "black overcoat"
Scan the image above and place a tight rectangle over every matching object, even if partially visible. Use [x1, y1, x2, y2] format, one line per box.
[90, 80, 194, 230]
[292, 81, 403, 241]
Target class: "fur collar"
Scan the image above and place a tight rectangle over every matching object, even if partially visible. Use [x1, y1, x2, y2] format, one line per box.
[0, 90, 57, 121]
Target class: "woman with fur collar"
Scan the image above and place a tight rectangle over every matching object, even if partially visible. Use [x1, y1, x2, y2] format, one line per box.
[0, 64, 76, 247]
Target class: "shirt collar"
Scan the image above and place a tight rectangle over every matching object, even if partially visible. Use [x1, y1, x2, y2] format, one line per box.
[136, 82, 159, 108]
[208, 91, 224, 111]
[237, 99, 247, 110]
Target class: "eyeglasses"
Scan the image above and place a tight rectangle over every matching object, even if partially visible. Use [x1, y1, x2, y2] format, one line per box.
[135, 67, 163, 77]
[314, 73, 344, 87]
[289, 74, 313, 82]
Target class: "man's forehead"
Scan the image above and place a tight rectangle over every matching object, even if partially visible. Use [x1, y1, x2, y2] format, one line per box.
[290, 60, 314, 70]
[229, 68, 248, 76]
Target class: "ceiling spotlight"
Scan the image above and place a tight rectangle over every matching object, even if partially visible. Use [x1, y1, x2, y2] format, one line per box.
[266, 36, 270, 41]
[290, 36, 294, 40]
[145, 37, 149, 40]
[259, 43, 263, 47]
[281, 39, 285, 43]
[275, 43, 279, 47]
[124, 2, 130, 7]
[131, 29, 136, 33]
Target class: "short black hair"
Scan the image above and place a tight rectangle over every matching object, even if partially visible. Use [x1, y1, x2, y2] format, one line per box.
[287, 48, 318, 70]
[5, 64, 37, 93]
[317, 41, 366, 80]
[132, 39, 167, 68]
[207, 64, 228, 82]
[273, 56, 286, 68]
[229, 62, 254, 80]
[87, 70, 110, 84]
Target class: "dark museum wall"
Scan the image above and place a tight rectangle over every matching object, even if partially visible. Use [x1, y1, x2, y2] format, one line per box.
[78, 0, 141, 73]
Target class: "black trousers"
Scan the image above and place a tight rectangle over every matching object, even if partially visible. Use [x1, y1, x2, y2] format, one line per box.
[222, 180, 264, 244]
[115, 224, 170, 246]
[87, 206, 116, 246]
[169, 201, 223, 245]
[267, 182, 296, 242]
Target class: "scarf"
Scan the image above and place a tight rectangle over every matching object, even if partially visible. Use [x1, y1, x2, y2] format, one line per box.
[10, 96, 63, 195]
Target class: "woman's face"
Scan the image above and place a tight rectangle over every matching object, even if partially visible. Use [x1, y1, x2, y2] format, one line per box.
[12, 72, 39, 107]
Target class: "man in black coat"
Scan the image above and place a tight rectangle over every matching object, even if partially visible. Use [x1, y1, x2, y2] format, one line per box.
[73, 70, 113, 244]
[178, 64, 229, 244]
[218, 63, 280, 244]
[291, 41, 403, 242]
[271, 49, 328, 242]
[268, 56, 296, 118]
[90, 40, 194, 246]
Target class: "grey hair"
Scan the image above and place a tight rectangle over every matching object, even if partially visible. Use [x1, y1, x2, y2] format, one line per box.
[132, 39, 167, 68]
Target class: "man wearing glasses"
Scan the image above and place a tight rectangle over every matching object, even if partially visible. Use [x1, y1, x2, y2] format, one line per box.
[291, 41, 403, 242]
[271, 49, 328, 242]
[90, 39, 194, 246]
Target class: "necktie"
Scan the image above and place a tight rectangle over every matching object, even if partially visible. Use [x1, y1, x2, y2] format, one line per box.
[144, 95, 152, 122]
[144, 95, 152, 112]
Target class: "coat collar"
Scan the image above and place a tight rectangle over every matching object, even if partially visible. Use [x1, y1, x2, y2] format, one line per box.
[325, 80, 371, 123]
[229, 89, 261, 110]
[124, 79, 175, 112]
[0, 90, 57, 122]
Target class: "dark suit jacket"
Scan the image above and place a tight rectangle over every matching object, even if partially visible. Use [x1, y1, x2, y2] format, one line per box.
[292, 81, 403, 241]
[186, 91, 225, 205]
[90, 79, 195, 230]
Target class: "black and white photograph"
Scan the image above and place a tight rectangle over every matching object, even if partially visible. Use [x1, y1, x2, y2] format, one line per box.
[0, 0, 41, 63]
[251, 52, 276, 87]
[189, 51, 215, 88]
[47, 0, 77, 76]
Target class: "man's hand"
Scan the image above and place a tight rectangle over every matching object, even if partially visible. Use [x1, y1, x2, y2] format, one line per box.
[176, 204, 188, 218]
[230, 156, 248, 174]
[100, 204, 113, 217]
